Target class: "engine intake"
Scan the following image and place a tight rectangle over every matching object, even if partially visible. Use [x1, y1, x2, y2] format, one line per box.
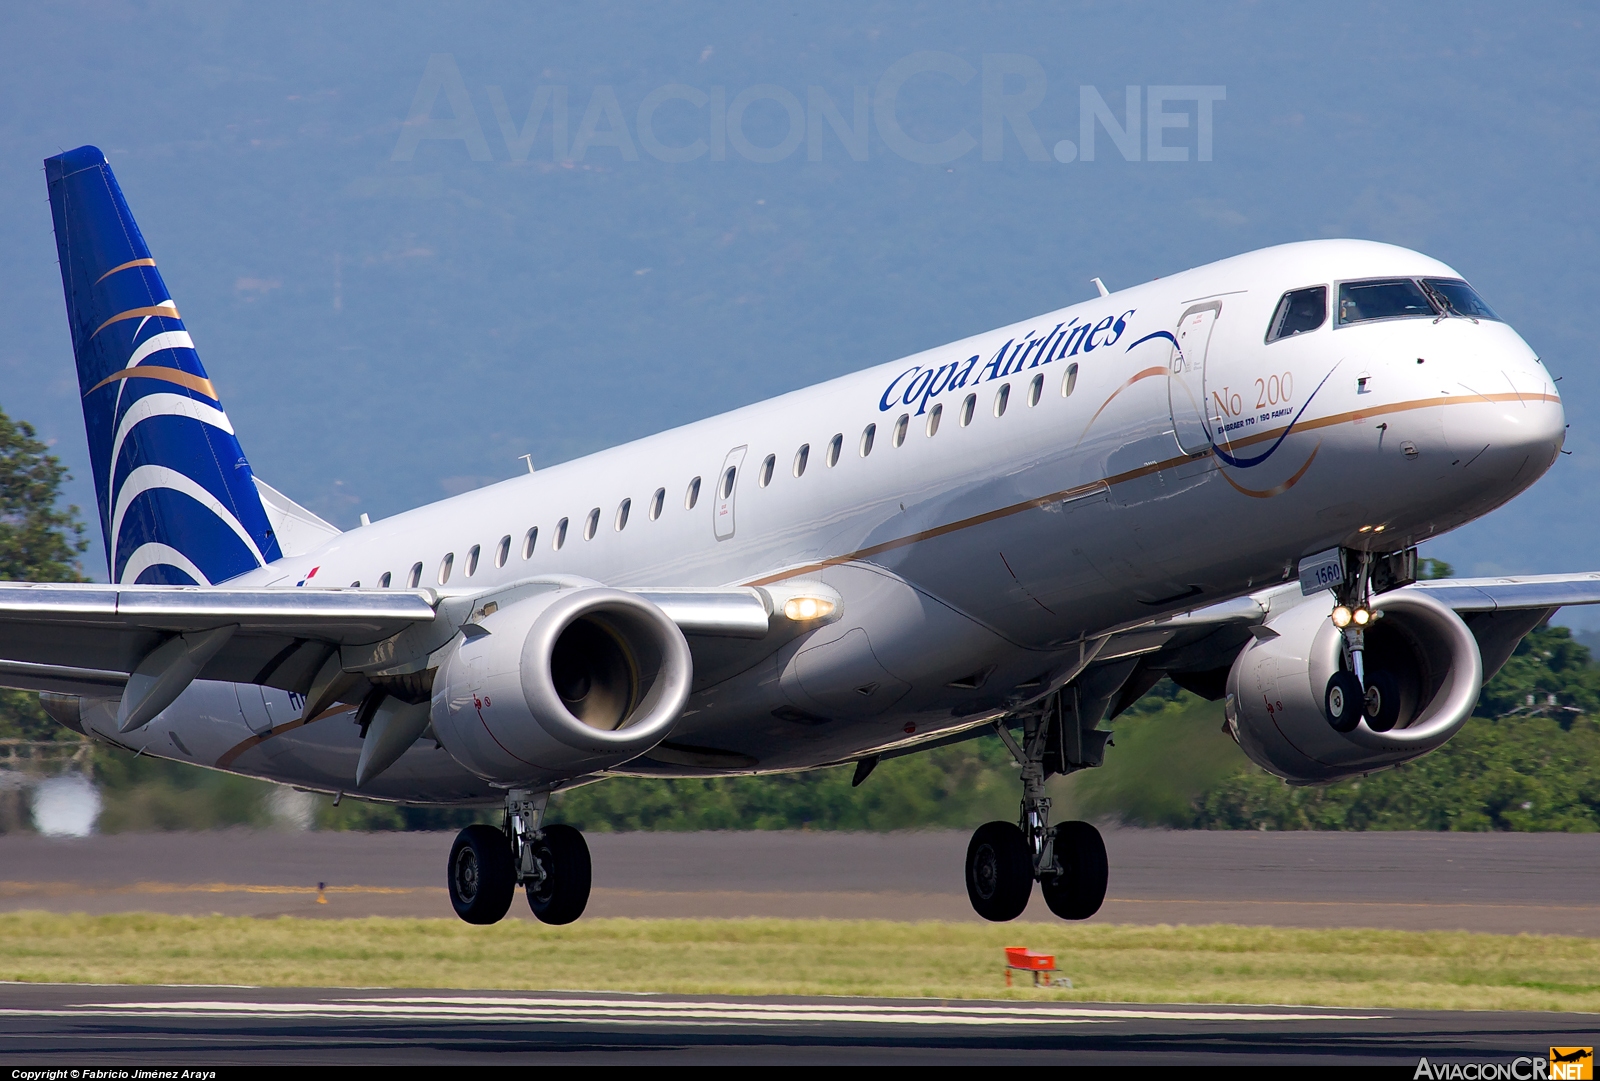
[431, 586, 692, 784]
[1224, 589, 1482, 784]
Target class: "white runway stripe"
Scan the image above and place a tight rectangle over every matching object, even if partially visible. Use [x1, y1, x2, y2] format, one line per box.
[0, 995, 1384, 1028]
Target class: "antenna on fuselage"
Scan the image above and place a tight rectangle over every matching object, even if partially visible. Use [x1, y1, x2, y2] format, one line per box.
[518, 454, 535, 474]
[1091, 277, 1110, 298]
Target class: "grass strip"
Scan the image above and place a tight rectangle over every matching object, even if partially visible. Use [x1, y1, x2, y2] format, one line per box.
[0, 913, 1596, 1013]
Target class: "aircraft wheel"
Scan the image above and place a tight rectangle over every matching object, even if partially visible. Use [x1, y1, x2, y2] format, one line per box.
[448, 824, 515, 925]
[1040, 820, 1108, 920]
[1324, 671, 1365, 733]
[965, 820, 1032, 922]
[526, 823, 592, 925]
[1364, 670, 1402, 732]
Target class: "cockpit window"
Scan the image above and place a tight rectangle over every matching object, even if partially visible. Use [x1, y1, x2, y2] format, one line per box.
[1421, 278, 1501, 322]
[1337, 278, 1437, 325]
[1266, 286, 1327, 343]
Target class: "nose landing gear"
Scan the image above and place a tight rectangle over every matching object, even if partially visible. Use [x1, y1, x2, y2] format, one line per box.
[447, 790, 592, 925]
[966, 690, 1110, 923]
[1323, 547, 1415, 732]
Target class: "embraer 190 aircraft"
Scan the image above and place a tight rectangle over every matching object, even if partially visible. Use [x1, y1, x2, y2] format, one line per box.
[5, 145, 1594, 926]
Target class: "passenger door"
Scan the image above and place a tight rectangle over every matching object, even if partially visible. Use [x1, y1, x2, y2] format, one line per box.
[1169, 301, 1221, 455]
[713, 445, 747, 541]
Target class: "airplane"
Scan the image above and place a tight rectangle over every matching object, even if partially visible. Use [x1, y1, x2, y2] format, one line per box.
[4, 143, 1595, 927]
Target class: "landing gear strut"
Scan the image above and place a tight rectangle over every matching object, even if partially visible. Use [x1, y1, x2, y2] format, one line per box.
[447, 791, 592, 925]
[966, 694, 1108, 922]
[1324, 548, 1414, 732]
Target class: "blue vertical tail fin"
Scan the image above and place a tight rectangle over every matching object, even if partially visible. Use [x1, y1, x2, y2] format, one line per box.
[45, 146, 282, 585]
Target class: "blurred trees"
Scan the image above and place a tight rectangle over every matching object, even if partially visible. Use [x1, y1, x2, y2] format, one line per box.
[0, 406, 87, 745]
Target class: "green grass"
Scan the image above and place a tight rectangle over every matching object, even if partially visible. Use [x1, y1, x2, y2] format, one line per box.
[0, 913, 1596, 1012]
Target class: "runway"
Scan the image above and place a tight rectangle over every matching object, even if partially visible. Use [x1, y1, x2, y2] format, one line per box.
[1, 828, 1598, 933]
[0, 983, 1593, 1065]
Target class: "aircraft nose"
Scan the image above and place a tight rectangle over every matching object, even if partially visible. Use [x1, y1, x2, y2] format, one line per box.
[1440, 354, 1564, 497]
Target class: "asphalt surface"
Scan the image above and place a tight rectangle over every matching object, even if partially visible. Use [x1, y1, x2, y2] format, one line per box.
[1, 828, 1597, 933]
[0, 983, 1592, 1065]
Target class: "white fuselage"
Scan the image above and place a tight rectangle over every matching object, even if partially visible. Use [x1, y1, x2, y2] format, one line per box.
[76, 239, 1563, 804]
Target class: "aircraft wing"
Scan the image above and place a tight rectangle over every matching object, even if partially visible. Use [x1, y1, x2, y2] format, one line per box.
[1406, 571, 1600, 611]
[1090, 571, 1600, 709]
[0, 582, 438, 696]
[0, 580, 777, 700]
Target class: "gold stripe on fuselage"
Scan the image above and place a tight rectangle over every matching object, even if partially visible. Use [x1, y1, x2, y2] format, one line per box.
[745, 391, 1560, 588]
[215, 703, 355, 769]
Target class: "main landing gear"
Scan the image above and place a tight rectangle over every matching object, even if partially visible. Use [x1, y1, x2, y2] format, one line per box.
[1323, 548, 1414, 733]
[966, 693, 1109, 922]
[447, 790, 592, 925]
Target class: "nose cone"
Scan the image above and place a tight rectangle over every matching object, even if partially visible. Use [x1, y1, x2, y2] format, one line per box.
[1436, 324, 1564, 516]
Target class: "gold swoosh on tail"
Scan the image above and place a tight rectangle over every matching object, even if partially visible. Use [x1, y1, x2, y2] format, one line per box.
[85, 367, 217, 400]
[94, 258, 156, 284]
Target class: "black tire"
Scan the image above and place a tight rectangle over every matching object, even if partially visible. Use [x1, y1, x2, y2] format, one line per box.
[1364, 670, 1402, 732]
[448, 824, 515, 925]
[526, 823, 592, 926]
[1040, 820, 1108, 920]
[1325, 671, 1365, 733]
[965, 820, 1033, 922]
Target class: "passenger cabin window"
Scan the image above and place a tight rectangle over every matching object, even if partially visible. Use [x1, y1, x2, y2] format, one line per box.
[350, 580, 360, 588]
[407, 562, 423, 588]
[1061, 362, 1079, 397]
[615, 498, 630, 531]
[892, 413, 909, 448]
[759, 454, 776, 487]
[522, 527, 538, 559]
[649, 488, 665, 519]
[860, 423, 876, 457]
[1422, 278, 1501, 322]
[584, 509, 599, 540]
[1028, 373, 1044, 406]
[685, 477, 701, 509]
[926, 403, 942, 437]
[495, 535, 511, 568]
[379, 571, 392, 588]
[465, 545, 480, 576]
[438, 552, 454, 585]
[1337, 278, 1436, 326]
[554, 518, 568, 549]
[1267, 285, 1328, 342]
[720, 466, 737, 499]
[993, 383, 1010, 417]
[960, 393, 976, 426]
[793, 444, 809, 477]
[826, 434, 843, 467]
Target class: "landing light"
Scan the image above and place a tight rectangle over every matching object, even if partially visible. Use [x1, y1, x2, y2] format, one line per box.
[1332, 606, 1353, 628]
[1352, 607, 1371, 626]
[783, 596, 836, 621]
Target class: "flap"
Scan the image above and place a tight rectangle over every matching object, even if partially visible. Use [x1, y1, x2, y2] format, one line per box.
[0, 582, 436, 693]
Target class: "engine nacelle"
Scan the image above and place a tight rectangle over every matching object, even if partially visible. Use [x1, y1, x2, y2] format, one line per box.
[430, 586, 692, 785]
[1224, 589, 1483, 784]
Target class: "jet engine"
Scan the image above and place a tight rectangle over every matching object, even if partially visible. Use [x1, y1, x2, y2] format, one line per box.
[1223, 589, 1482, 784]
[430, 586, 692, 785]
